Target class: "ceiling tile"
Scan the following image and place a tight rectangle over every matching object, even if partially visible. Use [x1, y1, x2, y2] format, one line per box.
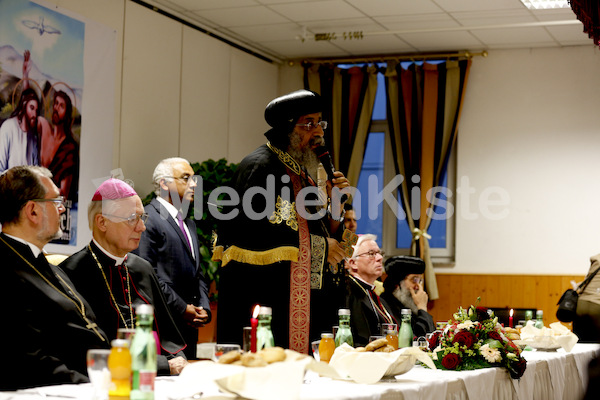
[269, 0, 365, 22]
[346, 0, 444, 15]
[399, 31, 483, 51]
[434, 0, 524, 13]
[191, 5, 290, 27]
[471, 26, 555, 46]
[374, 13, 459, 31]
[164, 0, 258, 11]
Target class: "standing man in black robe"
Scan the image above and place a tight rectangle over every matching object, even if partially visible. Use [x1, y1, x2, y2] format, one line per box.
[214, 89, 350, 353]
[0, 166, 109, 389]
[60, 178, 188, 375]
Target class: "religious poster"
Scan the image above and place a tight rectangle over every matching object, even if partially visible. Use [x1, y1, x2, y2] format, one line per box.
[0, 0, 84, 246]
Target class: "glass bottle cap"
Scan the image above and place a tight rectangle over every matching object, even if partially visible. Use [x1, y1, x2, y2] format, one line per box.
[338, 309, 351, 316]
[321, 333, 334, 338]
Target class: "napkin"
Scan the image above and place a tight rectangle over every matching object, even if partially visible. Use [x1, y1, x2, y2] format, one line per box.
[178, 354, 314, 400]
[520, 322, 578, 352]
[325, 344, 436, 384]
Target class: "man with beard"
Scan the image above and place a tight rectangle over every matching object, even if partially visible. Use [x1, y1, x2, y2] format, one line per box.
[60, 178, 188, 375]
[345, 234, 397, 347]
[214, 89, 349, 353]
[40, 90, 79, 203]
[380, 255, 435, 338]
[0, 88, 42, 172]
[0, 166, 109, 389]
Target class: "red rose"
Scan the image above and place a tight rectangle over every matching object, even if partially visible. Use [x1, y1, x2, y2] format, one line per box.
[488, 330, 502, 341]
[453, 331, 476, 348]
[475, 307, 490, 322]
[428, 331, 441, 351]
[441, 353, 462, 370]
[509, 357, 527, 379]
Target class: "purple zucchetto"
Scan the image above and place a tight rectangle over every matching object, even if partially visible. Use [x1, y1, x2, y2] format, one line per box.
[92, 178, 137, 201]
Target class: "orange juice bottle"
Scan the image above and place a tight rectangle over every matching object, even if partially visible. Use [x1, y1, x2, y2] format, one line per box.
[319, 333, 335, 363]
[108, 339, 131, 400]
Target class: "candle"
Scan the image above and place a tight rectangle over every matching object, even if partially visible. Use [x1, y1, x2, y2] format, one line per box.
[509, 309, 514, 328]
[250, 305, 260, 353]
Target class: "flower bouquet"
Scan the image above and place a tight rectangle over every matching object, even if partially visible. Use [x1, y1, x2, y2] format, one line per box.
[428, 298, 527, 379]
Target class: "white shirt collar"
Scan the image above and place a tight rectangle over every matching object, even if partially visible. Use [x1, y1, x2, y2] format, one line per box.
[352, 274, 376, 291]
[92, 238, 127, 265]
[3, 233, 43, 258]
[156, 196, 179, 220]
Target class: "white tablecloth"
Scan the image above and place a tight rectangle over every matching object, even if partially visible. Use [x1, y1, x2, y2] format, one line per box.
[1, 344, 598, 400]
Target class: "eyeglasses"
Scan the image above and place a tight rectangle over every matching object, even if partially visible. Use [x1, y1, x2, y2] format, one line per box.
[104, 212, 148, 227]
[410, 276, 424, 285]
[165, 175, 198, 184]
[355, 250, 385, 259]
[295, 121, 327, 131]
[32, 196, 66, 209]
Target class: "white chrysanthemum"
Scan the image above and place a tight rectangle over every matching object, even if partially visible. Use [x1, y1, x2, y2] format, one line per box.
[457, 320, 474, 330]
[480, 344, 502, 363]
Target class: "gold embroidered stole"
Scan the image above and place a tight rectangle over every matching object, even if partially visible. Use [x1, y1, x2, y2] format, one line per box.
[288, 170, 311, 354]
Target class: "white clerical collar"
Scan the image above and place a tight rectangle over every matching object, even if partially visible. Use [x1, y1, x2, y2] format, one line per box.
[156, 196, 179, 220]
[3, 233, 43, 258]
[352, 274, 375, 291]
[92, 238, 127, 265]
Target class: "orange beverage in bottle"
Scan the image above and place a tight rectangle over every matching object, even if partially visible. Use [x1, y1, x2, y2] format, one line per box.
[319, 333, 335, 363]
[108, 339, 131, 400]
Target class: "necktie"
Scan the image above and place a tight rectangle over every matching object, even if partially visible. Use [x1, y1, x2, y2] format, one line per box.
[177, 212, 192, 253]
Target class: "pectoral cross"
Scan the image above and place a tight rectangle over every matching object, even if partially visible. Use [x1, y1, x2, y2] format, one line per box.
[84, 317, 105, 341]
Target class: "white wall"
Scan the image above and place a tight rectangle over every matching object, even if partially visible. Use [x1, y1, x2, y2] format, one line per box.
[455, 46, 600, 275]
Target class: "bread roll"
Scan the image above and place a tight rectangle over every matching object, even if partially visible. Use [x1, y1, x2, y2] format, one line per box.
[365, 338, 388, 351]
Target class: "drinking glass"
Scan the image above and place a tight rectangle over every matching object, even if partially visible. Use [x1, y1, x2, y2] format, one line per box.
[86, 349, 111, 400]
[242, 327, 252, 352]
[212, 344, 241, 361]
[116, 328, 136, 345]
[311, 340, 320, 362]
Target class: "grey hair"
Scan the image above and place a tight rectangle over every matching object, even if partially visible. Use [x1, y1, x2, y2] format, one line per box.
[87, 199, 125, 230]
[351, 234, 377, 258]
[152, 157, 189, 195]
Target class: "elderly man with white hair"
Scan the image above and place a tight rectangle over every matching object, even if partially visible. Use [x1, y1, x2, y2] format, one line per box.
[60, 178, 188, 375]
[345, 234, 397, 347]
[134, 157, 211, 360]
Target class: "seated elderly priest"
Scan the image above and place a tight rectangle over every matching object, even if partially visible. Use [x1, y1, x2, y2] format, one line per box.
[0, 166, 109, 390]
[380, 255, 435, 338]
[345, 234, 397, 347]
[60, 178, 188, 375]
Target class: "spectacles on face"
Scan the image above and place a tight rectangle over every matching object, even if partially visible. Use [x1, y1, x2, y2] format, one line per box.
[355, 250, 385, 259]
[104, 212, 148, 227]
[295, 121, 327, 131]
[409, 276, 424, 285]
[32, 196, 66, 210]
[165, 175, 198, 184]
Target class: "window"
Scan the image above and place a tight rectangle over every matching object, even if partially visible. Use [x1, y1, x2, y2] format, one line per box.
[352, 66, 456, 262]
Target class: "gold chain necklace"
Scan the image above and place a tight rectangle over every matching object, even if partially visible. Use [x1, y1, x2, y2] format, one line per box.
[0, 236, 105, 341]
[349, 275, 394, 325]
[88, 245, 134, 330]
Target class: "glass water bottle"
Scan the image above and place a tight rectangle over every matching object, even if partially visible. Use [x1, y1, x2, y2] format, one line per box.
[256, 306, 274, 350]
[130, 304, 157, 400]
[398, 309, 413, 349]
[334, 309, 354, 347]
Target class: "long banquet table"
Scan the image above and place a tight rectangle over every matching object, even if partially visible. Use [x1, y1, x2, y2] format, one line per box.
[1, 344, 598, 400]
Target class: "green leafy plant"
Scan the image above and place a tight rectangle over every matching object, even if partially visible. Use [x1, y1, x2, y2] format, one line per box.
[142, 158, 238, 302]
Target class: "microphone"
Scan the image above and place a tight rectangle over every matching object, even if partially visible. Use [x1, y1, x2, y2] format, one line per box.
[314, 145, 348, 206]
[314, 145, 336, 182]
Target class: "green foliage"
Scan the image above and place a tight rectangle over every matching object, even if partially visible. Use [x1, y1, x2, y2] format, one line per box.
[190, 158, 238, 301]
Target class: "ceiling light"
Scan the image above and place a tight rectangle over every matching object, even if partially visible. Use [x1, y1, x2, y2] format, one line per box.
[520, 0, 570, 9]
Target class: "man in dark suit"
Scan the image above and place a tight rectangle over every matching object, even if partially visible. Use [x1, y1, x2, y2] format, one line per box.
[0, 166, 109, 389]
[134, 157, 211, 360]
[345, 234, 397, 347]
